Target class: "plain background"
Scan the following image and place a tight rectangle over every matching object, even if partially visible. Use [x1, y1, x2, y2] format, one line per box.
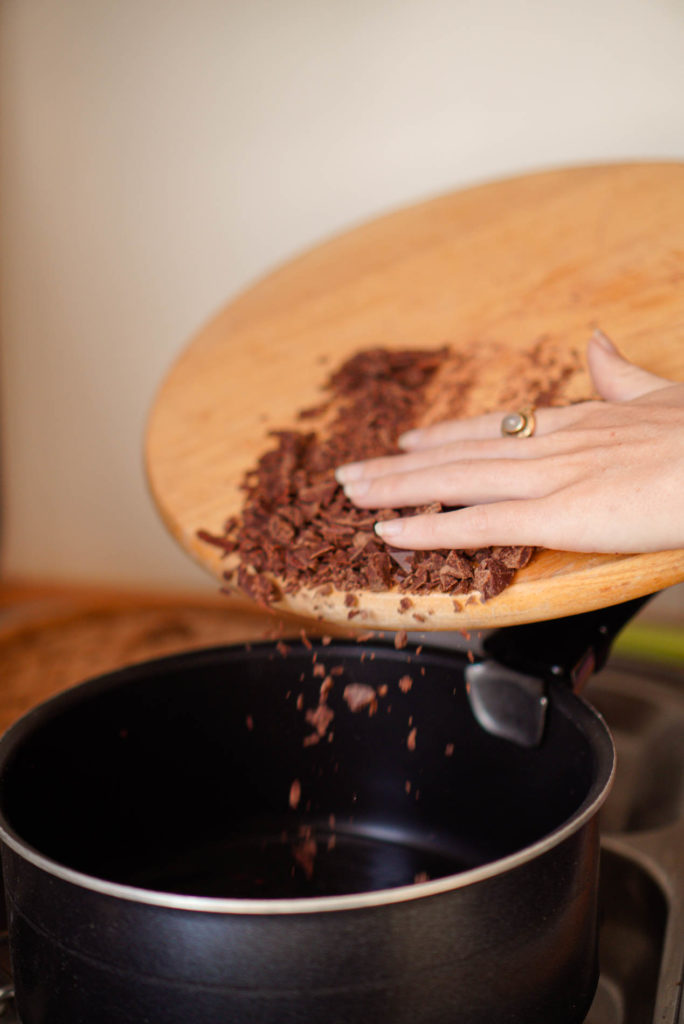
[1, 0, 683, 594]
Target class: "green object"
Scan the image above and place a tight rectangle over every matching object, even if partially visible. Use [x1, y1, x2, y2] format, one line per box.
[613, 623, 684, 666]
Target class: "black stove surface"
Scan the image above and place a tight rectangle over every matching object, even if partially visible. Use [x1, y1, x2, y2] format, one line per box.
[0, 655, 682, 1024]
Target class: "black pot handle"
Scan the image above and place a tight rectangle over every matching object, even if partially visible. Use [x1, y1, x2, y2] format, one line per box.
[481, 595, 652, 689]
[464, 595, 653, 747]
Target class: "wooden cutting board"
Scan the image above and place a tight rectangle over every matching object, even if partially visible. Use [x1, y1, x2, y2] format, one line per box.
[145, 163, 684, 631]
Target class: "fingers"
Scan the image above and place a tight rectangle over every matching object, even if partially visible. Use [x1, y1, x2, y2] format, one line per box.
[398, 411, 505, 449]
[340, 454, 566, 509]
[396, 401, 598, 452]
[373, 500, 556, 551]
[587, 331, 669, 402]
[336, 432, 582, 487]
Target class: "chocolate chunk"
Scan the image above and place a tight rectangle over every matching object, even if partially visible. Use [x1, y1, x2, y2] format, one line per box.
[305, 703, 335, 738]
[394, 630, 408, 650]
[289, 779, 301, 809]
[398, 675, 413, 693]
[343, 683, 377, 713]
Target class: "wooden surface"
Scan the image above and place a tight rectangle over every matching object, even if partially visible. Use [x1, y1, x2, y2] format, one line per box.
[0, 582, 352, 733]
[146, 163, 684, 631]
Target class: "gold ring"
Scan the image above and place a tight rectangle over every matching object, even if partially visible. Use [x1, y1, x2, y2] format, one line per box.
[501, 406, 536, 438]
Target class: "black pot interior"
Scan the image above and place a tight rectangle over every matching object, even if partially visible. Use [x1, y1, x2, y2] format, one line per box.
[0, 641, 609, 899]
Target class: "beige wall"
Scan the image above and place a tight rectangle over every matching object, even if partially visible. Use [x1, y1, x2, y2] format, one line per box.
[1, 0, 683, 592]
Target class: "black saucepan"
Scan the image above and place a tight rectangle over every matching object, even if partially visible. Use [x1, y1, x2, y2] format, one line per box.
[0, 600, 646, 1023]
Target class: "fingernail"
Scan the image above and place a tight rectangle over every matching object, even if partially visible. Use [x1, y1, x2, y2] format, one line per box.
[343, 480, 370, 499]
[335, 463, 363, 484]
[398, 429, 421, 448]
[591, 328, 617, 353]
[374, 519, 403, 539]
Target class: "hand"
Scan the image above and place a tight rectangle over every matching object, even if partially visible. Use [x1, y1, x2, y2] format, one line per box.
[335, 332, 684, 554]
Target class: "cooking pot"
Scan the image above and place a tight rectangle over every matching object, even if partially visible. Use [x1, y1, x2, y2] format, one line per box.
[0, 600, 646, 1023]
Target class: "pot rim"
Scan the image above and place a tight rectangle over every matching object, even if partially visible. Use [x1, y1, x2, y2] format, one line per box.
[0, 643, 615, 916]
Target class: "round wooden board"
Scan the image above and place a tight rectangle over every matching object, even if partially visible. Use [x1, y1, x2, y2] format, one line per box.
[146, 163, 684, 631]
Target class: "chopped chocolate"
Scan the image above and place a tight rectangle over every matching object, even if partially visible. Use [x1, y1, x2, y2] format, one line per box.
[305, 703, 335, 738]
[343, 683, 378, 713]
[319, 675, 334, 701]
[299, 629, 313, 650]
[292, 828, 317, 879]
[394, 629, 408, 650]
[196, 345, 566, 608]
[289, 779, 301, 809]
[473, 560, 516, 601]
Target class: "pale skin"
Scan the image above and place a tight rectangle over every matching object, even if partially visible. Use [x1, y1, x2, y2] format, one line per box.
[335, 332, 684, 555]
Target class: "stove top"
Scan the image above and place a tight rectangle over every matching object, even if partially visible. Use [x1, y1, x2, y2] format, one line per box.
[584, 656, 684, 1024]
[0, 653, 681, 1024]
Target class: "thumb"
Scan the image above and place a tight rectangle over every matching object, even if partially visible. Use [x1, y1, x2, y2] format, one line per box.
[587, 330, 669, 402]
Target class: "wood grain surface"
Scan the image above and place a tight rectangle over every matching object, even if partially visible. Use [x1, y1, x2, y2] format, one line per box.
[145, 163, 684, 631]
[0, 584, 352, 733]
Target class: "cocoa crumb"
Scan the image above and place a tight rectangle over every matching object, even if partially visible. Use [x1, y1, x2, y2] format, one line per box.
[300, 629, 312, 650]
[289, 779, 301, 809]
[292, 829, 317, 879]
[394, 630, 408, 650]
